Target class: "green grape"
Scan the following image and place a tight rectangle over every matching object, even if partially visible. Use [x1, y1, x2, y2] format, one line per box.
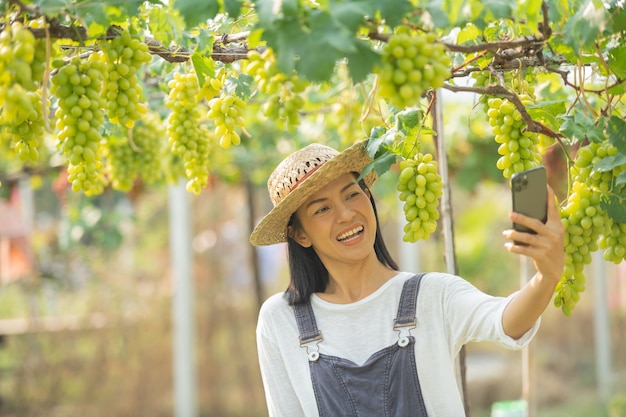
[396, 152, 443, 242]
[165, 70, 211, 194]
[104, 113, 166, 191]
[51, 55, 108, 195]
[100, 28, 152, 128]
[487, 96, 542, 178]
[554, 141, 622, 315]
[376, 32, 450, 109]
[2, 90, 46, 163]
[207, 93, 245, 149]
[247, 48, 306, 132]
[0, 21, 45, 127]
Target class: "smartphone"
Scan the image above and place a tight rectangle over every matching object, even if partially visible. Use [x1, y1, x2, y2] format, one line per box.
[511, 166, 547, 235]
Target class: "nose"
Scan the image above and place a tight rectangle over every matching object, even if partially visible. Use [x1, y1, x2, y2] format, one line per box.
[336, 201, 355, 223]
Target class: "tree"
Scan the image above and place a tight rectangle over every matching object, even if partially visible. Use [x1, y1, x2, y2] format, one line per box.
[0, 0, 625, 315]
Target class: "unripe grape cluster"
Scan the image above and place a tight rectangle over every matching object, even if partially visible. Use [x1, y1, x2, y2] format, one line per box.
[0, 22, 44, 124]
[103, 113, 165, 191]
[207, 94, 245, 149]
[100, 29, 152, 128]
[377, 32, 451, 109]
[487, 97, 542, 178]
[555, 141, 620, 315]
[166, 71, 211, 194]
[397, 153, 443, 242]
[51, 55, 108, 195]
[2, 91, 46, 163]
[247, 48, 306, 131]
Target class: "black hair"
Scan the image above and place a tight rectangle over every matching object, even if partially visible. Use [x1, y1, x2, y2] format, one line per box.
[284, 178, 399, 305]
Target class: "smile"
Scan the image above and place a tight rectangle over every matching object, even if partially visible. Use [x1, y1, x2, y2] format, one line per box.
[337, 226, 364, 242]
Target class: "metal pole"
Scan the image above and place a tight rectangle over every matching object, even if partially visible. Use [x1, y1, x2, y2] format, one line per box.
[593, 250, 612, 405]
[432, 90, 469, 415]
[168, 180, 198, 417]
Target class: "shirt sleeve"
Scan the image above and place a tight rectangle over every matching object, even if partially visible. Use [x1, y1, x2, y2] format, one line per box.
[431, 274, 540, 352]
[256, 297, 307, 417]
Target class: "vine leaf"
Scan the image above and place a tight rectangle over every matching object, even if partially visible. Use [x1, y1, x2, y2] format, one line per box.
[606, 115, 626, 153]
[562, 2, 608, 51]
[175, 0, 219, 27]
[558, 113, 604, 144]
[601, 192, 626, 224]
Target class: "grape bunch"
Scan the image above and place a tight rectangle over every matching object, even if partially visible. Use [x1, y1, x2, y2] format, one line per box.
[0, 22, 41, 121]
[397, 152, 443, 242]
[51, 55, 108, 195]
[103, 112, 165, 191]
[555, 141, 618, 315]
[487, 97, 542, 178]
[246, 48, 306, 131]
[2, 90, 46, 163]
[207, 94, 245, 149]
[165, 71, 211, 194]
[100, 29, 152, 128]
[377, 32, 451, 109]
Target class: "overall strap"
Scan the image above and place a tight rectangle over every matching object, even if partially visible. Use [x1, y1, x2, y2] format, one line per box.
[293, 300, 323, 346]
[394, 273, 427, 331]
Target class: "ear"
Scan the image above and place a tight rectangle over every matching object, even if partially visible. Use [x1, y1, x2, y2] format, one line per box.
[288, 225, 312, 248]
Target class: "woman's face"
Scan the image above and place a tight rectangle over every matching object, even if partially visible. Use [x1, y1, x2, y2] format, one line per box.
[291, 173, 378, 267]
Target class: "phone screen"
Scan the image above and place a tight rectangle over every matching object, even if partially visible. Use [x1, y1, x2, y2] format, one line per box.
[511, 166, 547, 234]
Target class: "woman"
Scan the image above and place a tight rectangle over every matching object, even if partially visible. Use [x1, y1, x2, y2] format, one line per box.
[250, 140, 565, 417]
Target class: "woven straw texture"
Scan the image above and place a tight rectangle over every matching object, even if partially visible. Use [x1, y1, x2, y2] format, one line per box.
[249, 140, 376, 246]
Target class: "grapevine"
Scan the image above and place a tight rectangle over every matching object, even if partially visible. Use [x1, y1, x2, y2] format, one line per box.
[377, 32, 450, 109]
[1, 90, 46, 163]
[165, 70, 211, 194]
[51, 55, 108, 195]
[487, 96, 542, 179]
[103, 112, 165, 191]
[554, 141, 626, 315]
[99, 28, 152, 128]
[246, 48, 306, 131]
[397, 152, 443, 242]
[207, 93, 245, 149]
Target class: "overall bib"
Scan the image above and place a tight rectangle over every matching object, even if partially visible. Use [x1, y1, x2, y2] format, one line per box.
[293, 273, 429, 417]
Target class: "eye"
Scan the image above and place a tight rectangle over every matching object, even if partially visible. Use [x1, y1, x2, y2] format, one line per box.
[314, 206, 329, 215]
[347, 191, 361, 200]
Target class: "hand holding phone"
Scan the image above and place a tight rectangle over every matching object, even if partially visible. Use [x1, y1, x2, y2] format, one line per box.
[511, 166, 548, 237]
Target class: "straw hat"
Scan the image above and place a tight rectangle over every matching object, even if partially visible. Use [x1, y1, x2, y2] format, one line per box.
[250, 140, 377, 246]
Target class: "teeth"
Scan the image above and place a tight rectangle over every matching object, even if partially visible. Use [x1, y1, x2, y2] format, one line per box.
[337, 226, 364, 241]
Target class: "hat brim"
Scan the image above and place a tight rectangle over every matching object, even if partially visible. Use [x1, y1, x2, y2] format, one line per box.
[250, 140, 377, 246]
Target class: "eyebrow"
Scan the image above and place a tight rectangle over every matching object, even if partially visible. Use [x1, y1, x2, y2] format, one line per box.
[305, 181, 359, 210]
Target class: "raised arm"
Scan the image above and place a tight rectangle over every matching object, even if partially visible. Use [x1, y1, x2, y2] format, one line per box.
[501, 185, 565, 339]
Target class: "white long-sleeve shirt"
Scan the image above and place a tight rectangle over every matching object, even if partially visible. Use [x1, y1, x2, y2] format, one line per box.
[256, 271, 539, 417]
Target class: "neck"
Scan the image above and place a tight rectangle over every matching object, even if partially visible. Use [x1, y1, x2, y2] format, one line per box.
[318, 256, 397, 304]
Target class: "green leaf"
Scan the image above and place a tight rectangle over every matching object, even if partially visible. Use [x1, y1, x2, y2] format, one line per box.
[593, 153, 626, 173]
[606, 115, 626, 153]
[558, 113, 605, 144]
[345, 40, 380, 83]
[562, 0, 608, 51]
[608, 1, 626, 32]
[601, 192, 626, 223]
[173, 0, 219, 27]
[361, 151, 397, 180]
[190, 52, 215, 87]
[424, 0, 450, 28]
[616, 171, 626, 187]
[526, 101, 567, 131]
[223, 0, 244, 19]
[608, 46, 626, 79]
[329, 0, 369, 32]
[377, 0, 412, 27]
[254, 0, 280, 27]
[147, 5, 186, 45]
[457, 23, 482, 45]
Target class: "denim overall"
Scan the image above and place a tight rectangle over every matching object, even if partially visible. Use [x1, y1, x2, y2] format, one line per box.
[293, 273, 429, 417]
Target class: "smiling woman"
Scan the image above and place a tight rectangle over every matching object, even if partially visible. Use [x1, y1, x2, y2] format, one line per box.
[250, 140, 565, 417]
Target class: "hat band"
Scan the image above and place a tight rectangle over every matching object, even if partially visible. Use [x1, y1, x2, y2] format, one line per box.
[287, 162, 325, 195]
